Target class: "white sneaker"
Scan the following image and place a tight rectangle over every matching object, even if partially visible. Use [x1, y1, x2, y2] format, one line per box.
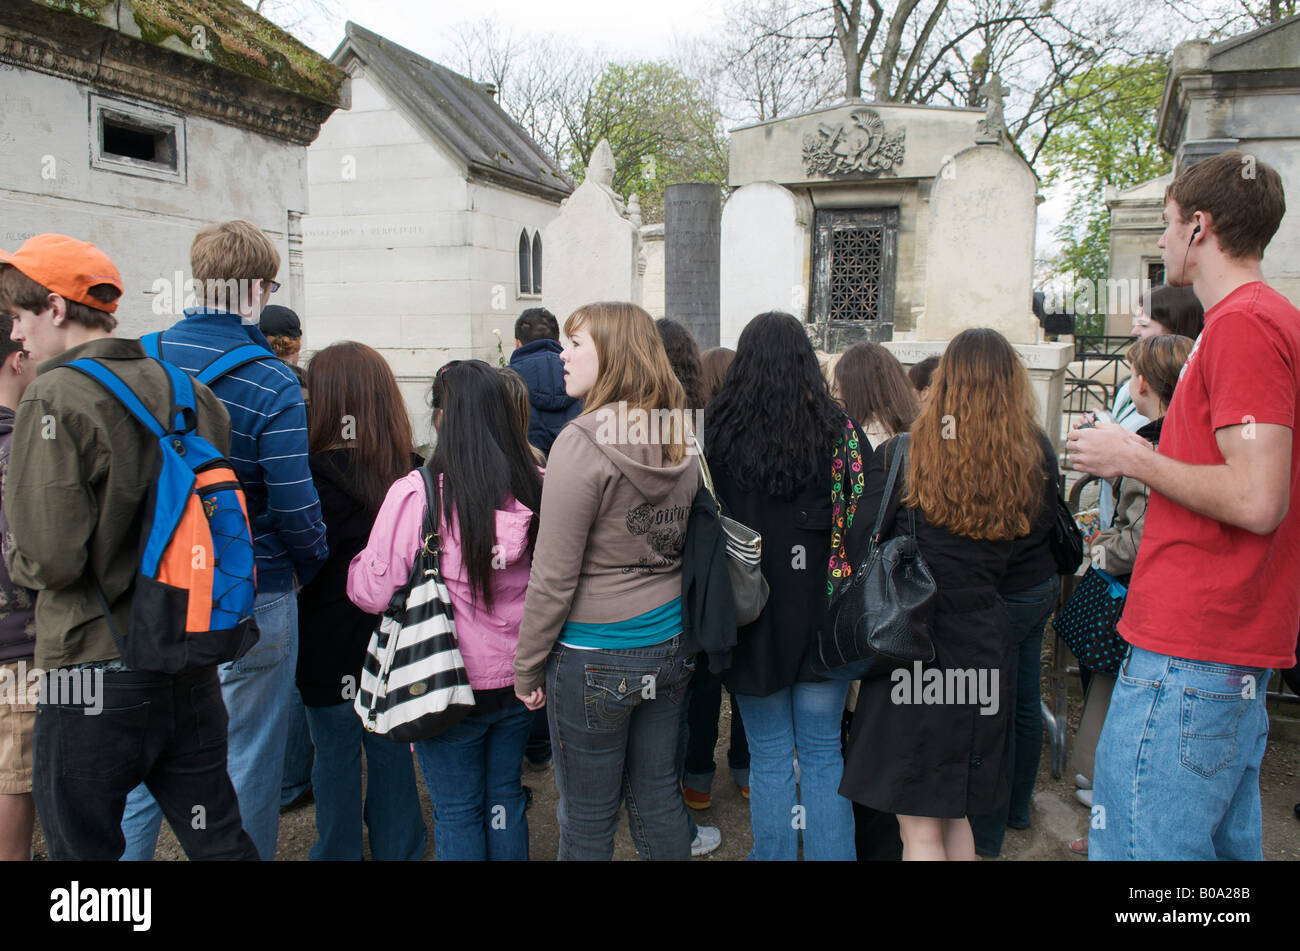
[1074, 773, 1092, 790]
[1075, 788, 1093, 808]
[690, 825, 722, 857]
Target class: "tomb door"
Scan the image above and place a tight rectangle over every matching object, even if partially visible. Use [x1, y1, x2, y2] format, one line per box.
[811, 208, 898, 348]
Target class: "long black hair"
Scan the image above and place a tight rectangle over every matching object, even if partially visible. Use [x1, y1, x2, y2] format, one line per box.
[429, 360, 543, 610]
[705, 312, 844, 498]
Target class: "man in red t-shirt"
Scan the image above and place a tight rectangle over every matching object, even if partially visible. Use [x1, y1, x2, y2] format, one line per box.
[1068, 151, 1295, 860]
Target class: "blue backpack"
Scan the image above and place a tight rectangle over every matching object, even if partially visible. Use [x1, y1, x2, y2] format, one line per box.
[63, 338, 275, 673]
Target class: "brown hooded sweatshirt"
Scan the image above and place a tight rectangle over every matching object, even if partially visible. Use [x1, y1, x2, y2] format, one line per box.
[513, 408, 700, 693]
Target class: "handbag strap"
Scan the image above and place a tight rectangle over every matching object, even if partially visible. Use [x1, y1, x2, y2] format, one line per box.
[691, 435, 722, 516]
[385, 467, 443, 615]
[871, 433, 911, 544]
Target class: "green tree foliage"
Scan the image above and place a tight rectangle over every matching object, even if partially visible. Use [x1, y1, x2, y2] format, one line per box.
[564, 61, 729, 223]
[1039, 57, 1171, 335]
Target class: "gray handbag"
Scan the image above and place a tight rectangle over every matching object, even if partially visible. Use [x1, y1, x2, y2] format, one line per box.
[695, 440, 769, 626]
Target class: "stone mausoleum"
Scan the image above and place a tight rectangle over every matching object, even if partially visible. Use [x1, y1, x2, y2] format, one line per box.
[720, 87, 1071, 442]
[0, 0, 345, 337]
[303, 22, 573, 437]
[1106, 14, 1300, 335]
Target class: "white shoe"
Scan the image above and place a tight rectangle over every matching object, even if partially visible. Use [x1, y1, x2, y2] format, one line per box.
[1075, 788, 1093, 808]
[690, 825, 722, 857]
[1074, 773, 1092, 790]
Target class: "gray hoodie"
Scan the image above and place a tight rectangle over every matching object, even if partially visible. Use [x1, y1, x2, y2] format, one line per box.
[0, 405, 37, 662]
[514, 409, 700, 693]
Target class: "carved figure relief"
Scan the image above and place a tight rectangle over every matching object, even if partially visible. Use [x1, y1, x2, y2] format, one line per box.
[802, 109, 905, 178]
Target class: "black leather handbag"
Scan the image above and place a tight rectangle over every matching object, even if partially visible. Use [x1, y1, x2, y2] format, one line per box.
[813, 434, 937, 681]
[1049, 488, 1085, 575]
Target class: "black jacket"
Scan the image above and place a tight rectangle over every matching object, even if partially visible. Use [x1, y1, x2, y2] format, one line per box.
[711, 419, 871, 697]
[681, 478, 737, 673]
[999, 432, 1061, 594]
[296, 449, 421, 706]
[508, 339, 581, 454]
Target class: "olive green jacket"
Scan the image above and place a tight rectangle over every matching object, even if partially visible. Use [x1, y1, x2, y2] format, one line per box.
[4, 337, 229, 669]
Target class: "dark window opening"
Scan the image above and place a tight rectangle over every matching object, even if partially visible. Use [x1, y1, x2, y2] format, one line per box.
[518, 230, 532, 295]
[100, 112, 177, 169]
[531, 231, 542, 295]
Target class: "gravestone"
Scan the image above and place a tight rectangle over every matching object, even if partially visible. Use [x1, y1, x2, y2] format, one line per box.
[542, 140, 641, 323]
[917, 143, 1040, 345]
[719, 182, 812, 348]
[664, 184, 722, 348]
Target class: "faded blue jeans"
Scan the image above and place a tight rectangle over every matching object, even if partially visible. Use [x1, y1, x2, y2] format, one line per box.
[548, 635, 693, 861]
[1090, 644, 1271, 861]
[120, 589, 298, 861]
[734, 680, 855, 861]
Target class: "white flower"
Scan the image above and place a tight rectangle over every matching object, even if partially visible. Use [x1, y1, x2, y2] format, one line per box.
[492, 328, 502, 337]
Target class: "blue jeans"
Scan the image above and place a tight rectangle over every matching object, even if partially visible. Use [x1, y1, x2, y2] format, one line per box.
[969, 574, 1060, 855]
[413, 702, 532, 861]
[281, 684, 314, 806]
[548, 635, 693, 860]
[305, 701, 426, 860]
[734, 680, 855, 861]
[1090, 644, 1271, 861]
[121, 589, 298, 861]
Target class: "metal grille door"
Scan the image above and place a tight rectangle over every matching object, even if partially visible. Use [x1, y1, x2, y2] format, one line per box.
[812, 208, 898, 346]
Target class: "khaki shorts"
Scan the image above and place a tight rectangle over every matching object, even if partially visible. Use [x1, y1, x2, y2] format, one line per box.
[0, 659, 36, 795]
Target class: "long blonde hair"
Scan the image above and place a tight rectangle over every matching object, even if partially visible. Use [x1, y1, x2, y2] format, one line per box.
[903, 328, 1044, 540]
[564, 301, 689, 463]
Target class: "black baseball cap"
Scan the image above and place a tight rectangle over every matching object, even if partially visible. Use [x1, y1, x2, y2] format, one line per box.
[259, 304, 301, 338]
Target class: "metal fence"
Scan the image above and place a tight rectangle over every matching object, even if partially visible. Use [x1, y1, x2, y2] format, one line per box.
[1060, 334, 1138, 431]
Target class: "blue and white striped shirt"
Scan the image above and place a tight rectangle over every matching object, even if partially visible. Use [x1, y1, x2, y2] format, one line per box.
[150, 308, 328, 592]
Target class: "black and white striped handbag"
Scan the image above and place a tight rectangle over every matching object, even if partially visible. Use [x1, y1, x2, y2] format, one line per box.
[355, 467, 476, 741]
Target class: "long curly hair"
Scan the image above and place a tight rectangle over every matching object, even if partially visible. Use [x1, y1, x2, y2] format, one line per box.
[705, 312, 843, 498]
[655, 318, 705, 410]
[903, 328, 1044, 540]
[833, 341, 919, 437]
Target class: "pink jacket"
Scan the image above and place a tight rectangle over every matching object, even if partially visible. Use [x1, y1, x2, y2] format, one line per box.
[347, 471, 537, 691]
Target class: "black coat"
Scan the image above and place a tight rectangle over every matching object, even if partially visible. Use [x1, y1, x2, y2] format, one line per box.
[681, 477, 738, 673]
[711, 420, 871, 698]
[999, 432, 1061, 594]
[296, 449, 422, 707]
[840, 436, 1015, 818]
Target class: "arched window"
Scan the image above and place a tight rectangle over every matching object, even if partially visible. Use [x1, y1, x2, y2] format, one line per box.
[531, 230, 543, 295]
[518, 230, 532, 295]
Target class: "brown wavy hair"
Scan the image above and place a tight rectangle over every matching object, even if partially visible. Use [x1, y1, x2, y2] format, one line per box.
[834, 341, 919, 437]
[1127, 334, 1194, 411]
[903, 328, 1044, 540]
[306, 341, 415, 514]
[564, 301, 689, 463]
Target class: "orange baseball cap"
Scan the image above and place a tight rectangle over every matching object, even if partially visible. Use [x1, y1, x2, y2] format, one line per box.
[0, 234, 123, 314]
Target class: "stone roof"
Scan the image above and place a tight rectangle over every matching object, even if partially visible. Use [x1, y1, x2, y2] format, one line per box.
[333, 22, 572, 203]
[28, 0, 346, 105]
[1158, 14, 1300, 152]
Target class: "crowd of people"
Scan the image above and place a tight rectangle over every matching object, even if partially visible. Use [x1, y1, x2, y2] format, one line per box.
[0, 150, 1295, 862]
